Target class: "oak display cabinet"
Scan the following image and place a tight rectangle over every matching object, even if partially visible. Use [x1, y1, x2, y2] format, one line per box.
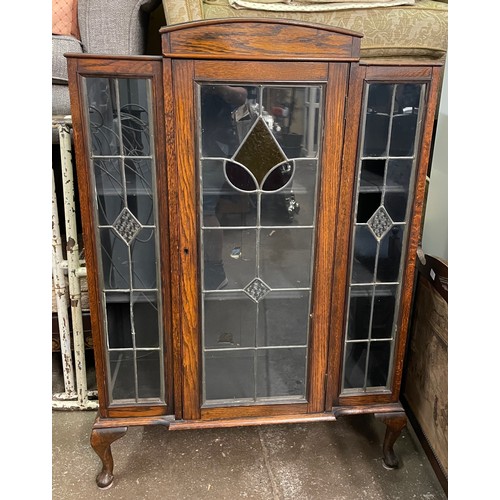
[66, 19, 443, 488]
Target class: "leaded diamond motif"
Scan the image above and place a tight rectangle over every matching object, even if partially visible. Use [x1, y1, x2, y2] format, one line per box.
[367, 206, 393, 240]
[244, 278, 271, 303]
[112, 207, 142, 244]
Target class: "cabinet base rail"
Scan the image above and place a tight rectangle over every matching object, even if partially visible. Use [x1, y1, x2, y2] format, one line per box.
[91, 403, 407, 488]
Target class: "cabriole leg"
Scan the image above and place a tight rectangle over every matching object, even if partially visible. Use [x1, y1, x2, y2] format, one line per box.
[374, 412, 407, 469]
[90, 426, 128, 488]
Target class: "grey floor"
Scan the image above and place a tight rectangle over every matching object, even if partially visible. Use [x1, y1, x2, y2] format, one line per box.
[52, 355, 446, 500]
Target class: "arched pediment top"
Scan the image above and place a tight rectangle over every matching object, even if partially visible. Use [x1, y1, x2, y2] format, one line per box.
[160, 18, 362, 62]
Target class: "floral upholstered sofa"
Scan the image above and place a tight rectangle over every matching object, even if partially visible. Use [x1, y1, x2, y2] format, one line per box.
[161, 0, 447, 61]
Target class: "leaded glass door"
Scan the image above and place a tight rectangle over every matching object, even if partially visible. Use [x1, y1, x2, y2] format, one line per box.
[171, 61, 349, 418]
[200, 83, 323, 405]
[67, 57, 173, 417]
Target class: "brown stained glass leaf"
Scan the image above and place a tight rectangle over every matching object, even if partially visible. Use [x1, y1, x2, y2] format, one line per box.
[234, 118, 287, 185]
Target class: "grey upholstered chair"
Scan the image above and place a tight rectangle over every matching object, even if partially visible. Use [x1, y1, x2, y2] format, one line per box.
[52, 0, 161, 141]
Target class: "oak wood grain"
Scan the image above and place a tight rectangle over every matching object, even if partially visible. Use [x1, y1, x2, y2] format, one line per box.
[172, 59, 202, 420]
[169, 413, 337, 431]
[325, 63, 366, 411]
[194, 60, 328, 82]
[307, 62, 349, 413]
[201, 403, 307, 420]
[163, 57, 185, 420]
[161, 19, 361, 61]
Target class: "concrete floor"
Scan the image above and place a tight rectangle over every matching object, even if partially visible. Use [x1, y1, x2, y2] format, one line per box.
[53, 398, 446, 499]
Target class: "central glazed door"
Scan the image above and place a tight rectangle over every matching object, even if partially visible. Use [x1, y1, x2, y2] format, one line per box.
[168, 60, 349, 420]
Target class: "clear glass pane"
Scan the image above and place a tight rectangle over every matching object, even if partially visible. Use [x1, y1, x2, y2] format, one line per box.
[260, 228, 313, 289]
[109, 351, 135, 401]
[200, 85, 260, 158]
[384, 192, 408, 223]
[389, 84, 422, 157]
[343, 342, 367, 390]
[124, 158, 154, 225]
[202, 228, 257, 291]
[205, 350, 255, 401]
[371, 285, 397, 339]
[346, 286, 373, 340]
[360, 159, 385, 192]
[85, 78, 120, 156]
[105, 293, 132, 348]
[366, 341, 391, 388]
[256, 348, 307, 399]
[118, 79, 151, 156]
[131, 228, 157, 289]
[204, 292, 257, 349]
[261, 159, 317, 227]
[133, 291, 160, 348]
[262, 86, 322, 158]
[94, 158, 124, 225]
[363, 84, 393, 157]
[376, 225, 403, 283]
[351, 226, 377, 284]
[202, 159, 257, 227]
[357, 192, 382, 223]
[137, 350, 161, 399]
[386, 158, 412, 191]
[100, 228, 130, 290]
[257, 291, 310, 346]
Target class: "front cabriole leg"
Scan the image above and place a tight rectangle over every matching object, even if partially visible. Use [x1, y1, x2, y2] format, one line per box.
[374, 411, 407, 469]
[90, 426, 128, 488]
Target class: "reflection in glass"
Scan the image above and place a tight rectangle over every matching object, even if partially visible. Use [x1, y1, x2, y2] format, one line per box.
[199, 84, 323, 405]
[342, 81, 425, 393]
[390, 84, 421, 157]
[109, 351, 135, 401]
[84, 76, 164, 404]
[260, 228, 313, 289]
[360, 159, 385, 191]
[256, 348, 307, 398]
[205, 350, 255, 401]
[346, 286, 372, 341]
[377, 225, 403, 283]
[203, 228, 257, 291]
[106, 293, 133, 349]
[371, 285, 397, 339]
[366, 341, 391, 387]
[351, 226, 377, 284]
[344, 342, 368, 390]
[363, 84, 394, 157]
[257, 291, 310, 346]
[357, 192, 382, 223]
[86, 78, 120, 156]
[133, 292, 160, 348]
[204, 293, 257, 349]
[125, 158, 154, 225]
[118, 79, 151, 156]
[137, 351, 161, 398]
